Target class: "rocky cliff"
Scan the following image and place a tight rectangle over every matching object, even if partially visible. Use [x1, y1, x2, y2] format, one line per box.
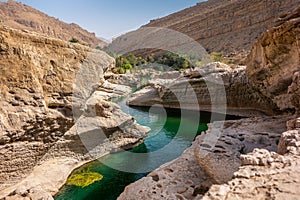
[246, 6, 300, 113]
[0, 25, 149, 199]
[112, 0, 300, 55]
[0, 0, 105, 47]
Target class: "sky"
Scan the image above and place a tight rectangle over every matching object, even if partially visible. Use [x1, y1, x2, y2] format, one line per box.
[12, 0, 204, 41]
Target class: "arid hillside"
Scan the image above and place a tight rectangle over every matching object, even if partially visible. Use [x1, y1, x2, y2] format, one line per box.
[113, 0, 300, 55]
[0, 0, 106, 47]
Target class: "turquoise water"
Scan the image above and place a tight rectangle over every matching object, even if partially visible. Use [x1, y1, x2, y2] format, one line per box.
[54, 99, 228, 200]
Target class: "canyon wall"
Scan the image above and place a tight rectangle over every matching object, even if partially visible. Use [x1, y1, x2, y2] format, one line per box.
[110, 0, 300, 57]
[0, 25, 149, 199]
[246, 6, 300, 113]
[0, 25, 92, 188]
[144, 0, 300, 54]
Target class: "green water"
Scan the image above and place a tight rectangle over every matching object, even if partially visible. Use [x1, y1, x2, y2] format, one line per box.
[54, 99, 229, 200]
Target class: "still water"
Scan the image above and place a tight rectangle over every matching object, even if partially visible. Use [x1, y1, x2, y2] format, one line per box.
[54, 99, 226, 200]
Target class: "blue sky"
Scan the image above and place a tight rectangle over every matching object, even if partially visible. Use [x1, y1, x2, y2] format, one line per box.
[13, 0, 204, 40]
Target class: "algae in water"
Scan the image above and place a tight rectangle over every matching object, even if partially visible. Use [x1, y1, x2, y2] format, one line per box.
[66, 172, 103, 188]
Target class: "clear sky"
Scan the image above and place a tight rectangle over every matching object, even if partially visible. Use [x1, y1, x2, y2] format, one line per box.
[12, 0, 204, 40]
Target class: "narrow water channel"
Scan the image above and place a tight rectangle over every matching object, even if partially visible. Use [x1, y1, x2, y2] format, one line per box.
[54, 99, 231, 200]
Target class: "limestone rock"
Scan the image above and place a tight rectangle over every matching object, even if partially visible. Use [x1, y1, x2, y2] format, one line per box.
[128, 63, 277, 117]
[194, 116, 289, 184]
[203, 131, 300, 200]
[105, 68, 166, 89]
[117, 116, 289, 199]
[117, 140, 213, 200]
[289, 72, 300, 113]
[0, 26, 150, 199]
[0, 25, 101, 189]
[246, 6, 300, 112]
[286, 117, 300, 130]
[278, 129, 300, 155]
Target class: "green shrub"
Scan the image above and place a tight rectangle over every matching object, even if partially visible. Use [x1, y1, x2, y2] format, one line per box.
[69, 38, 79, 43]
[113, 52, 194, 73]
[95, 46, 102, 50]
[210, 52, 224, 62]
[158, 52, 192, 70]
[210, 52, 238, 66]
[119, 67, 125, 74]
[124, 63, 133, 70]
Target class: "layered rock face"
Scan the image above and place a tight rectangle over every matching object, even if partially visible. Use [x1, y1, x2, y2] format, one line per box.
[112, 0, 300, 55]
[0, 25, 92, 188]
[0, 0, 105, 47]
[0, 26, 149, 199]
[128, 63, 277, 117]
[246, 7, 300, 113]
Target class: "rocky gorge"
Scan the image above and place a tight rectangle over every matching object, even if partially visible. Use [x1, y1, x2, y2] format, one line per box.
[0, 25, 149, 199]
[117, 5, 300, 200]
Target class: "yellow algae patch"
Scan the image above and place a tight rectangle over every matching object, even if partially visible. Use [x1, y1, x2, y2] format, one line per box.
[66, 172, 103, 188]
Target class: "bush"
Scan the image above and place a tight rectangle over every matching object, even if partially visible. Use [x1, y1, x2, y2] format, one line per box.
[158, 52, 192, 70]
[114, 54, 148, 74]
[124, 63, 132, 70]
[210, 52, 237, 66]
[119, 67, 125, 74]
[69, 38, 79, 43]
[95, 46, 102, 50]
[113, 52, 193, 73]
[210, 52, 224, 62]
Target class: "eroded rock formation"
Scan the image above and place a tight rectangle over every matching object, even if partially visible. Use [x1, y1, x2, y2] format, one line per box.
[0, 26, 149, 199]
[117, 116, 291, 200]
[246, 7, 300, 113]
[128, 63, 277, 117]
[203, 125, 300, 200]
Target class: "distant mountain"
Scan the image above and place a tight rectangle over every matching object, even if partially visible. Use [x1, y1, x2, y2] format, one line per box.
[0, 0, 106, 47]
[110, 0, 300, 56]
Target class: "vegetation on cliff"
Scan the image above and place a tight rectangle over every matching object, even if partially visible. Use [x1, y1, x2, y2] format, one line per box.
[113, 52, 196, 74]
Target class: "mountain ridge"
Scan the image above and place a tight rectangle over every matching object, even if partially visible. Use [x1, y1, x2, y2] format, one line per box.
[112, 0, 300, 56]
[0, 0, 106, 47]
